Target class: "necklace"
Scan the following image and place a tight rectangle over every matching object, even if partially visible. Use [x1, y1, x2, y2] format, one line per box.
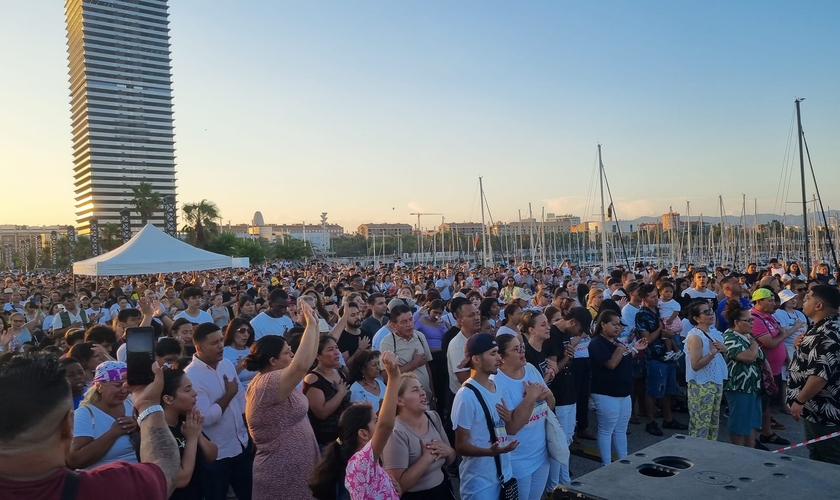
[360, 378, 379, 392]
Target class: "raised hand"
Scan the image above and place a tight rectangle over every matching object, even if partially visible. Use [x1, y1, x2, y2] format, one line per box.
[381, 350, 401, 378]
[299, 300, 318, 328]
[0, 329, 13, 347]
[138, 297, 154, 317]
[633, 338, 649, 351]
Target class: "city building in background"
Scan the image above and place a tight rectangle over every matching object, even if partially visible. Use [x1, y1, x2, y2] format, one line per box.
[64, 0, 177, 234]
[356, 223, 413, 239]
[221, 212, 344, 250]
[662, 212, 682, 230]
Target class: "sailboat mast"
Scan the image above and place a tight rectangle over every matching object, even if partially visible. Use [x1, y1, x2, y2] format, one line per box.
[598, 144, 608, 272]
[479, 177, 489, 267]
[686, 201, 692, 266]
[795, 98, 811, 276]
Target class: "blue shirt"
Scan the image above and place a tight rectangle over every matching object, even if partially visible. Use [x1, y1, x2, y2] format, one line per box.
[716, 297, 751, 331]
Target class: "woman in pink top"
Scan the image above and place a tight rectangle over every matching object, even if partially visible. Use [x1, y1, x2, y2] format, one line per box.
[245, 301, 321, 500]
[309, 351, 403, 500]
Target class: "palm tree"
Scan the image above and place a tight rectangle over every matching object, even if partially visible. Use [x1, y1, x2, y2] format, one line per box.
[131, 182, 162, 225]
[101, 223, 121, 251]
[182, 200, 220, 248]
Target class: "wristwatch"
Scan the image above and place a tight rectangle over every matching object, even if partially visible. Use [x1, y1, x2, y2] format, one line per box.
[137, 405, 164, 425]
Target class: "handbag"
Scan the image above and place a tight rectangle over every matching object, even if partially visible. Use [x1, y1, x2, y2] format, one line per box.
[463, 383, 519, 500]
[759, 360, 778, 398]
[544, 410, 570, 466]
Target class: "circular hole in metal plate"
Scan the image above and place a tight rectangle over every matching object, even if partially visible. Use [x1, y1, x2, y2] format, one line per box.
[763, 462, 778, 468]
[738, 477, 753, 482]
[653, 456, 693, 469]
[635, 453, 647, 457]
[773, 473, 788, 479]
[780, 456, 794, 462]
[637, 465, 677, 478]
[725, 486, 740, 491]
[674, 434, 687, 439]
[570, 481, 583, 486]
[619, 460, 632, 464]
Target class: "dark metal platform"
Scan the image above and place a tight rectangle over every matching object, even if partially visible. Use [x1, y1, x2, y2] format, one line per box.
[553, 434, 840, 499]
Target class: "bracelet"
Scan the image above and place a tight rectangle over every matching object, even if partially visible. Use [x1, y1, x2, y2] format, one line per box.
[137, 405, 163, 425]
[794, 398, 807, 406]
[630, 347, 639, 355]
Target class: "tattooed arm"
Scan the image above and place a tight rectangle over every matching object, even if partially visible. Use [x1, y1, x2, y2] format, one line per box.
[132, 363, 181, 497]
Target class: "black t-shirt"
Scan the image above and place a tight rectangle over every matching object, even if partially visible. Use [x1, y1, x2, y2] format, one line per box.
[135, 424, 206, 500]
[524, 341, 550, 376]
[589, 335, 633, 398]
[441, 326, 461, 357]
[743, 272, 759, 287]
[337, 329, 371, 359]
[546, 326, 577, 406]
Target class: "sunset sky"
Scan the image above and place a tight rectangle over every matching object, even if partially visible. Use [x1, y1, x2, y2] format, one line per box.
[1, 1, 838, 232]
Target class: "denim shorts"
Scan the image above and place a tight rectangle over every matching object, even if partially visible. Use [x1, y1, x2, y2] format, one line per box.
[646, 359, 677, 399]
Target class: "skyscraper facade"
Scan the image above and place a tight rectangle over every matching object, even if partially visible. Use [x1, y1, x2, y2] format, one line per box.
[64, 0, 177, 234]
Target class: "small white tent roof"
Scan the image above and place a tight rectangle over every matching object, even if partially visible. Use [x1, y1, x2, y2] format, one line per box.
[73, 223, 235, 276]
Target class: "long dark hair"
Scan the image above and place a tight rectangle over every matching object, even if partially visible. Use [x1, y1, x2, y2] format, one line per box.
[243, 335, 288, 372]
[223, 318, 255, 348]
[309, 404, 375, 499]
[162, 368, 186, 402]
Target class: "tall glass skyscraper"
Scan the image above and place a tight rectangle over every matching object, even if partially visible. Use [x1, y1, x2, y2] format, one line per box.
[64, 0, 176, 234]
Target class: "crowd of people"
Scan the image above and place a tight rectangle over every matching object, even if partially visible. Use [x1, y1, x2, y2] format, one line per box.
[1, 256, 839, 500]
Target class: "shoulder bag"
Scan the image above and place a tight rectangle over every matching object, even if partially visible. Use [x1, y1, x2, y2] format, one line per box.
[463, 383, 519, 500]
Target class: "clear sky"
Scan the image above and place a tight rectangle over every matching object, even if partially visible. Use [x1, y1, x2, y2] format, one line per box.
[1, 1, 838, 232]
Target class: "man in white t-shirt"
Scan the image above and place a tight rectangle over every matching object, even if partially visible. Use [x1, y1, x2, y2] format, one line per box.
[249, 289, 294, 340]
[86, 296, 111, 325]
[447, 302, 481, 396]
[620, 282, 643, 345]
[173, 286, 214, 325]
[451, 333, 519, 500]
[436, 273, 453, 301]
[682, 269, 717, 303]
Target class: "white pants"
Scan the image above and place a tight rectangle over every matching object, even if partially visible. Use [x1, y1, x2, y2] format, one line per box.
[517, 456, 551, 500]
[547, 403, 576, 487]
[592, 394, 631, 466]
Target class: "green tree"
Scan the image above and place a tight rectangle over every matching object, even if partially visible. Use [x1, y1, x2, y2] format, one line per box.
[274, 235, 311, 261]
[101, 223, 122, 251]
[182, 200, 220, 248]
[131, 182, 162, 225]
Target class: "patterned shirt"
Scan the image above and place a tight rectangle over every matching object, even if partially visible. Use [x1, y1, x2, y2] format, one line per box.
[787, 314, 840, 426]
[636, 306, 667, 361]
[722, 329, 764, 394]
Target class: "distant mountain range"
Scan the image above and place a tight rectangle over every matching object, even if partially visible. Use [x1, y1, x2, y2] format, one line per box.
[628, 211, 840, 227]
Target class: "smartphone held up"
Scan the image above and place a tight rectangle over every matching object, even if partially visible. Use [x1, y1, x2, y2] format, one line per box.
[125, 326, 156, 386]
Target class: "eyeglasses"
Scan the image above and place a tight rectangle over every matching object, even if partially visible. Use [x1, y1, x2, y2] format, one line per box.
[507, 345, 525, 354]
[736, 317, 754, 323]
[699, 309, 714, 316]
[236, 327, 250, 334]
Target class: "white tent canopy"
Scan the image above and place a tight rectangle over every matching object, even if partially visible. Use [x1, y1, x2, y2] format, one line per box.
[73, 223, 237, 276]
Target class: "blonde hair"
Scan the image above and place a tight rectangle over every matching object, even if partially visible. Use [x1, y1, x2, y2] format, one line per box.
[78, 384, 101, 408]
[395, 372, 419, 415]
